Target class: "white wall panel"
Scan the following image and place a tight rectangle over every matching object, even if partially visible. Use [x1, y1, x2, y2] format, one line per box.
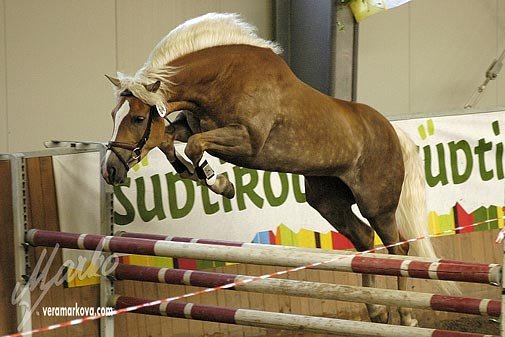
[409, 0, 498, 115]
[219, 0, 272, 39]
[0, 0, 7, 152]
[115, 0, 272, 76]
[116, 0, 217, 74]
[357, 0, 504, 118]
[5, 0, 116, 152]
[498, 0, 505, 107]
[356, 3, 410, 119]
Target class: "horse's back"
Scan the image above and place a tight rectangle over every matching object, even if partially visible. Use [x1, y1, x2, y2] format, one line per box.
[170, 44, 402, 179]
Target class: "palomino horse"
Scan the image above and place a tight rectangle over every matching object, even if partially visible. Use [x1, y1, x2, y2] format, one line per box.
[102, 13, 452, 326]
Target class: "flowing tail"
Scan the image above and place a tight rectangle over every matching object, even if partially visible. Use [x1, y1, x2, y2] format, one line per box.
[394, 127, 461, 295]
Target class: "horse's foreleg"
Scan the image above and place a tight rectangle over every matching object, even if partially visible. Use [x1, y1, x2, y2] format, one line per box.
[159, 122, 235, 198]
[159, 122, 195, 176]
[185, 124, 252, 197]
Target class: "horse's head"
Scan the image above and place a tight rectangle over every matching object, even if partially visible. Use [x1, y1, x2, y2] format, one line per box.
[102, 75, 166, 185]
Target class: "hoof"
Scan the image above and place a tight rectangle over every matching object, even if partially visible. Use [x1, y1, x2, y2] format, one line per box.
[367, 305, 389, 324]
[222, 181, 235, 199]
[402, 318, 418, 327]
[399, 308, 418, 326]
[370, 310, 389, 324]
[210, 175, 235, 199]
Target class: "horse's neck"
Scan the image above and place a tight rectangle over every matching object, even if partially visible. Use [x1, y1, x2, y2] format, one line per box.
[168, 45, 291, 101]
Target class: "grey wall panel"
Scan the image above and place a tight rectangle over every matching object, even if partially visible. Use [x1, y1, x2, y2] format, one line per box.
[356, 3, 410, 118]
[5, 0, 116, 152]
[289, 0, 333, 95]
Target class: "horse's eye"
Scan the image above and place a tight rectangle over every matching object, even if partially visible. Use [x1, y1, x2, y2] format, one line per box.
[133, 116, 145, 124]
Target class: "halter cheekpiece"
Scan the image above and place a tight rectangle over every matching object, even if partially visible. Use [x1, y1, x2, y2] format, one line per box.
[106, 90, 157, 171]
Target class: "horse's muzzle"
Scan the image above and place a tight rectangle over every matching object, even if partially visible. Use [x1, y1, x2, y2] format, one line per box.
[102, 162, 127, 185]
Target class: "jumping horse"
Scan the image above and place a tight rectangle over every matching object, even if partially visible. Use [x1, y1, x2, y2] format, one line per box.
[102, 13, 455, 326]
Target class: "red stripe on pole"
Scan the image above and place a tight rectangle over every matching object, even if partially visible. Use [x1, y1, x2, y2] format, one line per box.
[487, 299, 501, 317]
[30, 230, 81, 249]
[114, 296, 238, 324]
[189, 270, 237, 288]
[118, 232, 167, 240]
[351, 256, 403, 276]
[108, 237, 156, 255]
[165, 301, 187, 318]
[114, 296, 160, 315]
[162, 269, 187, 285]
[430, 295, 483, 316]
[82, 234, 109, 250]
[190, 303, 237, 324]
[436, 263, 492, 284]
[114, 264, 172, 283]
[407, 261, 431, 279]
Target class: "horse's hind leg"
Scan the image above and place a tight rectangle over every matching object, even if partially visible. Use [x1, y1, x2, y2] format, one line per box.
[305, 176, 389, 324]
[358, 201, 417, 326]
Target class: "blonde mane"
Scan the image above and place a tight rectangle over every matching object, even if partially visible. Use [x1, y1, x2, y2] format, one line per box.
[116, 13, 282, 107]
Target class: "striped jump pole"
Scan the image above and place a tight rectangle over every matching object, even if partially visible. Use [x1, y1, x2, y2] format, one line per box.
[113, 263, 501, 317]
[110, 295, 499, 337]
[116, 231, 495, 266]
[26, 229, 502, 285]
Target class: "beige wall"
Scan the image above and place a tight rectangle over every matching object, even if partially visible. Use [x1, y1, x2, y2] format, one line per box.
[357, 0, 505, 119]
[0, 1, 6, 152]
[0, 0, 273, 152]
[1, 0, 504, 152]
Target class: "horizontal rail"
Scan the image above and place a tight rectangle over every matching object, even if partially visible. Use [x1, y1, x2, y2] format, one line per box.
[113, 263, 501, 317]
[116, 231, 495, 267]
[110, 295, 499, 337]
[26, 229, 502, 285]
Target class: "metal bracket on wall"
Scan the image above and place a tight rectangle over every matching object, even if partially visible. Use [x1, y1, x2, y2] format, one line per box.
[464, 47, 505, 109]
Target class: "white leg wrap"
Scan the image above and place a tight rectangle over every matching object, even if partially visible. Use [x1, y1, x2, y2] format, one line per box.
[197, 158, 216, 186]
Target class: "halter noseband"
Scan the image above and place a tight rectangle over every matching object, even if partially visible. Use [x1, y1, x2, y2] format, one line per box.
[106, 90, 157, 171]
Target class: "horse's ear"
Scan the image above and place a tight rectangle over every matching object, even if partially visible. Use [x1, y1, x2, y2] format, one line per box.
[105, 74, 121, 88]
[144, 80, 161, 93]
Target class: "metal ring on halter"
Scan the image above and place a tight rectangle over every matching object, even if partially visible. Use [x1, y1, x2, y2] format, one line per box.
[132, 147, 142, 160]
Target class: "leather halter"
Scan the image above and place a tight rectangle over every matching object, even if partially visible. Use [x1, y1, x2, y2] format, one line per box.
[106, 90, 157, 171]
